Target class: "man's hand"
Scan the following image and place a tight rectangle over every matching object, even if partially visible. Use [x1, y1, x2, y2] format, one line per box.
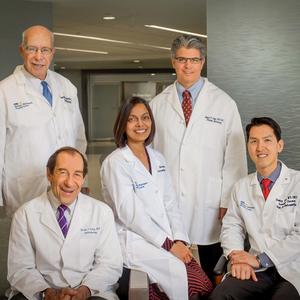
[229, 250, 260, 269]
[170, 241, 193, 264]
[231, 263, 258, 281]
[71, 285, 91, 300]
[219, 207, 227, 220]
[44, 288, 77, 300]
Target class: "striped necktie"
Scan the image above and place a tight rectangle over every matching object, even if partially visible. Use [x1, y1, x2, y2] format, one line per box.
[41, 80, 53, 106]
[57, 204, 68, 237]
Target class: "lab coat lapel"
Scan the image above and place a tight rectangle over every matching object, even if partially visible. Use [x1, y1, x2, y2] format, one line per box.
[14, 65, 52, 108]
[40, 194, 63, 240]
[65, 195, 85, 240]
[166, 83, 186, 122]
[265, 163, 290, 206]
[122, 145, 154, 183]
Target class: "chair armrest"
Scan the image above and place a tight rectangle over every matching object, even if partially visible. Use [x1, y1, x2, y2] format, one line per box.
[129, 269, 149, 300]
[213, 255, 228, 275]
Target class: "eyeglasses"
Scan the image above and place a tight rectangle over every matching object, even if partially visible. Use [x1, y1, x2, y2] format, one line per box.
[24, 46, 53, 56]
[174, 57, 203, 64]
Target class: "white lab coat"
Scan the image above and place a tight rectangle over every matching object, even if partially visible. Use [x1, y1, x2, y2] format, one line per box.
[100, 146, 190, 300]
[150, 79, 247, 244]
[0, 65, 87, 216]
[221, 162, 300, 294]
[7, 192, 123, 300]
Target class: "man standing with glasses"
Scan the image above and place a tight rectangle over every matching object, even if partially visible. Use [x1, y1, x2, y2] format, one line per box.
[150, 34, 247, 284]
[0, 25, 87, 216]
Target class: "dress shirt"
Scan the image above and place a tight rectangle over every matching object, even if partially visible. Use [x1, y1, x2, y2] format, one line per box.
[21, 66, 53, 100]
[176, 77, 205, 108]
[47, 189, 77, 226]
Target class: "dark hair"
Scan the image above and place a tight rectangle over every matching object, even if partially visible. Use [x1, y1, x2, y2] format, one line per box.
[246, 117, 282, 142]
[113, 97, 156, 148]
[47, 146, 88, 177]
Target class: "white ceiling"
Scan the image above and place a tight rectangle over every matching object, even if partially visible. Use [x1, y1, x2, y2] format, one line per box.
[47, 0, 207, 70]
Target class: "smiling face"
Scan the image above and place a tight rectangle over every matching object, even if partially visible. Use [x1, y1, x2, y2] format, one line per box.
[172, 47, 205, 89]
[125, 103, 152, 146]
[247, 124, 284, 177]
[47, 151, 84, 205]
[19, 26, 55, 80]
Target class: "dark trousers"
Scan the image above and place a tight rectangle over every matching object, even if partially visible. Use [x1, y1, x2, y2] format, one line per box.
[198, 242, 223, 285]
[11, 293, 107, 300]
[210, 267, 300, 300]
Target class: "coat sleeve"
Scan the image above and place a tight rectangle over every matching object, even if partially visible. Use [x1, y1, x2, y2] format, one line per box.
[0, 87, 5, 206]
[81, 207, 123, 295]
[71, 84, 87, 155]
[100, 156, 167, 248]
[220, 185, 247, 257]
[7, 207, 50, 298]
[221, 101, 247, 208]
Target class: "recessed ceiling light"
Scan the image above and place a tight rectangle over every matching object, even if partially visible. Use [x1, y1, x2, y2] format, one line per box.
[54, 32, 170, 50]
[150, 73, 156, 76]
[144, 25, 207, 38]
[54, 32, 131, 45]
[133, 59, 140, 63]
[103, 16, 116, 20]
[60, 66, 66, 69]
[56, 47, 108, 54]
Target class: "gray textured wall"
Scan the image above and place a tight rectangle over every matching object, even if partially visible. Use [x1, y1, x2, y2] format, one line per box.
[0, 0, 52, 80]
[207, 0, 300, 172]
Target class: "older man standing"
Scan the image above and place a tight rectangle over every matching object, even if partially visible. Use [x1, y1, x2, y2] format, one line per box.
[7, 147, 123, 300]
[0, 25, 87, 216]
[150, 35, 247, 283]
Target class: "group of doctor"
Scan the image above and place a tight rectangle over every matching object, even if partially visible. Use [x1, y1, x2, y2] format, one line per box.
[1, 24, 299, 300]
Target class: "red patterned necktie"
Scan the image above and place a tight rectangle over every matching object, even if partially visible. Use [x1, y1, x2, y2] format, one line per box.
[261, 178, 272, 200]
[182, 90, 192, 126]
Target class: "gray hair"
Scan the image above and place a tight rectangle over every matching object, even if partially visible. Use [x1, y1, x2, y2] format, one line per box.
[171, 35, 206, 59]
[21, 25, 54, 48]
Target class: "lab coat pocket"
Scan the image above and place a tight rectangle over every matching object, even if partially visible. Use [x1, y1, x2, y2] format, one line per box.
[205, 178, 222, 208]
[79, 232, 99, 270]
[274, 207, 296, 238]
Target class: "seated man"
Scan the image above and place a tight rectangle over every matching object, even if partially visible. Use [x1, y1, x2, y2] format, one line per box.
[210, 117, 300, 300]
[7, 146, 123, 300]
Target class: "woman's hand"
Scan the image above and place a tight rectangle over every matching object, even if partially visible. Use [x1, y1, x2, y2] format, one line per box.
[170, 241, 193, 264]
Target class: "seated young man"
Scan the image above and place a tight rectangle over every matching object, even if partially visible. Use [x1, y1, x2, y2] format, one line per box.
[7, 147, 123, 300]
[210, 117, 300, 300]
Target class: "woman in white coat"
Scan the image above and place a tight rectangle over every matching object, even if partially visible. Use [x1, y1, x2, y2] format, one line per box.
[100, 97, 213, 300]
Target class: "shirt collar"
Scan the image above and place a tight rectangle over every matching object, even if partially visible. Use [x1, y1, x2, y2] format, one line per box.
[47, 189, 77, 214]
[257, 161, 282, 183]
[176, 77, 204, 102]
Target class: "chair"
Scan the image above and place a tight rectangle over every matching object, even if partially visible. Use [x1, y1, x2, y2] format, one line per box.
[117, 267, 149, 300]
[213, 255, 272, 300]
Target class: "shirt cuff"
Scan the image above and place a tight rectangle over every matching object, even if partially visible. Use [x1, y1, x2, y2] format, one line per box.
[161, 237, 174, 251]
[257, 252, 274, 268]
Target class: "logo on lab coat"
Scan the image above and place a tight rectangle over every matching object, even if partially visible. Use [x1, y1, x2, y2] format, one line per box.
[276, 196, 297, 209]
[157, 165, 166, 173]
[13, 101, 33, 109]
[81, 227, 100, 234]
[60, 96, 72, 103]
[240, 200, 255, 211]
[205, 115, 224, 124]
[133, 181, 148, 190]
